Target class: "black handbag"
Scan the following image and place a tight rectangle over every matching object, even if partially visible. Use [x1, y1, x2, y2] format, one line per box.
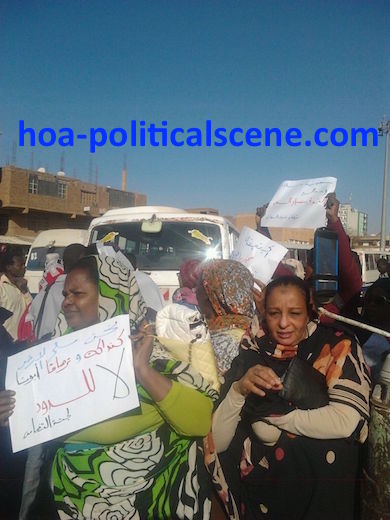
[279, 356, 329, 410]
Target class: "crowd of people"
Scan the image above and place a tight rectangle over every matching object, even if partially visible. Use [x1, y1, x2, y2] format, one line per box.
[0, 194, 388, 519]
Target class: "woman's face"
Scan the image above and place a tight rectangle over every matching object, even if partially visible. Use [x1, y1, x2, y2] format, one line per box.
[265, 285, 309, 346]
[62, 268, 99, 331]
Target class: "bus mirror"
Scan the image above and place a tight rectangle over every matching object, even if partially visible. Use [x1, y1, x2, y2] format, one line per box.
[141, 215, 163, 234]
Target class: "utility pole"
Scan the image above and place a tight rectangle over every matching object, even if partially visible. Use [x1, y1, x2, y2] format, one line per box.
[122, 154, 127, 191]
[379, 119, 390, 251]
[60, 151, 65, 172]
[11, 141, 16, 165]
[88, 156, 93, 183]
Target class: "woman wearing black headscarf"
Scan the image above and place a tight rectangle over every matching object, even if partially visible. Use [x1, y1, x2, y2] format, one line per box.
[361, 278, 390, 384]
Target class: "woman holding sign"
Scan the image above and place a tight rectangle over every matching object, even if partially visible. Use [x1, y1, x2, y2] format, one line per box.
[212, 276, 370, 519]
[19, 253, 217, 519]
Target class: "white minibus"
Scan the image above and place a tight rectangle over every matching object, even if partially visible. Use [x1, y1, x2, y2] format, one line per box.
[25, 229, 88, 295]
[87, 206, 239, 302]
[280, 242, 312, 265]
[353, 249, 390, 290]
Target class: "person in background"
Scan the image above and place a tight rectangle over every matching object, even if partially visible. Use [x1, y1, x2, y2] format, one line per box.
[310, 193, 362, 317]
[172, 258, 202, 308]
[0, 246, 32, 340]
[38, 250, 64, 293]
[126, 252, 165, 314]
[196, 259, 254, 381]
[0, 307, 28, 520]
[257, 194, 362, 318]
[213, 276, 370, 519]
[21, 243, 87, 342]
[195, 259, 255, 519]
[376, 257, 389, 279]
[282, 258, 305, 279]
[255, 204, 271, 238]
[360, 278, 390, 384]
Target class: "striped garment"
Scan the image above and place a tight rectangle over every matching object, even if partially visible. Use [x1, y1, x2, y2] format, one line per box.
[214, 323, 371, 519]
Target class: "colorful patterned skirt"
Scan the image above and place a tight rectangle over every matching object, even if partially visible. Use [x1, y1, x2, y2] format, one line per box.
[52, 426, 212, 519]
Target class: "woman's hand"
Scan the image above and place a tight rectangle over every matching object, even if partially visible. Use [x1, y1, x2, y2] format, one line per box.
[253, 279, 266, 316]
[234, 365, 282, 397]
[0, 390, 15, 426]
[130, 321, 173, 401]
[326, 193, 339, 224]
[130, 321, 155, 378]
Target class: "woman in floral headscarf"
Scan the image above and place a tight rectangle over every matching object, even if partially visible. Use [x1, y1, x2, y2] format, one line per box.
[196, 260, 254, 519]
[197, 259, 254, 380]
[16, 252, 217, 520]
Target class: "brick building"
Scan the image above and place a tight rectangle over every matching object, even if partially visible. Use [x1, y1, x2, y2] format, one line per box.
[0, 165, 146, 239]
[231, 212, 314, 244]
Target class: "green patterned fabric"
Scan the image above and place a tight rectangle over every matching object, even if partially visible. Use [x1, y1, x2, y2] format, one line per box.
[52, 253, 218, 519]
[52, 358, 218, 519]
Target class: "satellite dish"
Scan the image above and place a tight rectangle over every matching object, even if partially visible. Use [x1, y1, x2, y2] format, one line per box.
[57, 171, 66, 176]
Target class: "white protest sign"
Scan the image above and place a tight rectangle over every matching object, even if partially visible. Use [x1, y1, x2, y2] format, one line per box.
[231, 226, 288, 284]
[261, 177, 337, 229]
[6, 314, 139, 452]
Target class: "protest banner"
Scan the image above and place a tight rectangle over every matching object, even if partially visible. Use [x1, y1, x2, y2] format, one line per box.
[261, 177, 337, 229]
[231, 226, 288, 283]
[6, 314, 139, 452]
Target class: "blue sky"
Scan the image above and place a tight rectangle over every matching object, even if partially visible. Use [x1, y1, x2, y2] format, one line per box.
[0, 0, 389, 232]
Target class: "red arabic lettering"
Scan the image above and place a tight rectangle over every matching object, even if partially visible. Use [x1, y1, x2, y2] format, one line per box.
[36, 368, 96, 415]
[83, 329, 125, 358]
[46, 356, 71, 375]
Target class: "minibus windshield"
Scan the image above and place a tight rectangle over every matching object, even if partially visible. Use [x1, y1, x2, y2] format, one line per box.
[26, 246, 66, 271]
[90, 221, 223, 270]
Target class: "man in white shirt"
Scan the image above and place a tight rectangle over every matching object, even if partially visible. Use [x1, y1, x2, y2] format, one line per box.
[0, 246, 32, 340]
[377, 257, 389, 279]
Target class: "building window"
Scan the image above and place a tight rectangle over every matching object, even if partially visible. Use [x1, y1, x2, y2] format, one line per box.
[81, 190, 96, 206]
[58, 181, 67, 198]
[108, 189, 135, 207]
[37, 179, 57, 196]
[28, 174, 38, 194]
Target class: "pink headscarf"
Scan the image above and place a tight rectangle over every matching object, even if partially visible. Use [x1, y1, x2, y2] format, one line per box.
[179, 259, 202, 289]
[172, 259, 203, 306]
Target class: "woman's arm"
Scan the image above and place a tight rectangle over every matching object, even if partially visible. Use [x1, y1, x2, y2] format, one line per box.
[213, 364, 282, 452]
[326, 195, 362, 303]
[212, 383, 246, 452]
[132, 327, 213, 436]
[266, 401, 361, 439]
[267, 336, 370, 441]
[156, 381, 213, 437]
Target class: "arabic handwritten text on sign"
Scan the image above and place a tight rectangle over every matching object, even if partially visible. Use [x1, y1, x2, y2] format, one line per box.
[261, 177, 337, 229]
[6, 314, 139, 452]
[231, 226, 288, 284]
